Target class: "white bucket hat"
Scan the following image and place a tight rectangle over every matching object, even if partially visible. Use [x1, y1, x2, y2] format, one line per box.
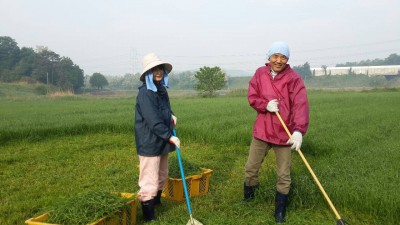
[140, 53, 172, 81]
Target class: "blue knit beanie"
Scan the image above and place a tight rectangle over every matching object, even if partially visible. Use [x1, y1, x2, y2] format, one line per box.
[267, 41, 290, 59]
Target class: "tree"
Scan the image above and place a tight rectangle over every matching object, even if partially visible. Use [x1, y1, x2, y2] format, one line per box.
[194, 66, 226, 97]
[293, 62, 312, 80]
[348, 67, 353, 75]
[55, 57, 84, 91]
[384, 53, 400, 65]
[0, 36, 20, 70]
[321, 65, 328, 76]
[14, 47, 36, 80]
[29, 47, 84, 92]
[31, 46, 60, 84]
[90, 73, 108, 90]
[169, 71, 195, 90]
[0, 36, 20, 81]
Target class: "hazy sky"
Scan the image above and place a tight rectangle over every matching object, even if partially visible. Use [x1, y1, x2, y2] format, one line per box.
[1, 0, 400, 76]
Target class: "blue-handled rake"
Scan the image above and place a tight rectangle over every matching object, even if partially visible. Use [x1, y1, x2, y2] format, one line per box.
[172, 129, 203, 225]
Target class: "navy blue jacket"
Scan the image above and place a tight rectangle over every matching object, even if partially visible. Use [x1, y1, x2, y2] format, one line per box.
[134, 83, 175, 156]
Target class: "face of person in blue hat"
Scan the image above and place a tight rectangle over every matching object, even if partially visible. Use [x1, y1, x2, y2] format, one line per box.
[151, 65, 164, 83]
[269, 53, 288, 73]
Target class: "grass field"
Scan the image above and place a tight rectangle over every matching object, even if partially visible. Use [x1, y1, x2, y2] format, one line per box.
[227, 74, 400, 90]
[0, 83, 399, 225]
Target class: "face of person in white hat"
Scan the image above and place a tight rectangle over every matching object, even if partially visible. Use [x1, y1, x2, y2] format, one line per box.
[269, 53, 288, 73]
[151, 65, 164, 83]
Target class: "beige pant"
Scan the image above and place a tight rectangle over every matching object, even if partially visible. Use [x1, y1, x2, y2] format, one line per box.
[138, 154, 169, 202]
[245, 137, 292, 194]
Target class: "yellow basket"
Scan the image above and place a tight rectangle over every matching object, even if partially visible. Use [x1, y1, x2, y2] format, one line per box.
[162, 168, 212, 202]
[25, 193, 137, 225]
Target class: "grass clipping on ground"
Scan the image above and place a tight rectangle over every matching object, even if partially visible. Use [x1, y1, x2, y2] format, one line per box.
[46, 191, 133, 224]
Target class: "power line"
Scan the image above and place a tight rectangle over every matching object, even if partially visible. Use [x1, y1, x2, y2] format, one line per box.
[294, 39, 400, 53]
[76, 39, 400, 74]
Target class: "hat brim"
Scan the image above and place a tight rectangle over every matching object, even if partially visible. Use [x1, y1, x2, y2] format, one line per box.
[140, 61, 172, 81]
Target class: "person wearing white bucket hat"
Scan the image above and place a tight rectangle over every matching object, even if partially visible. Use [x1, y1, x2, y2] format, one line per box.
[134, 53, 179, 222]
[244, 41, 309, 223]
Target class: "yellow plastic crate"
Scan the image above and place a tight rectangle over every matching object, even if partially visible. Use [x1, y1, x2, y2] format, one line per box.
[162, 168, 212, 202]
[25, 193, 137, 225]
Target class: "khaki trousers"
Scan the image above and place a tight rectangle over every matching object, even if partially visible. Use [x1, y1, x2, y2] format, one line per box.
[138, 153, 169, 202]
[244, 137, 292, 195]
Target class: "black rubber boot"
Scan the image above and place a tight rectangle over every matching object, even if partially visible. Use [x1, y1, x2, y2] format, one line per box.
[154, 190, 163, 206]
[244, 183, 259, 201]
[274, 191, 289, 223]
[141, 199, 156, 222]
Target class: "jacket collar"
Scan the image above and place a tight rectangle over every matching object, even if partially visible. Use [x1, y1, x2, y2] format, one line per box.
[264, 63, 291, 80]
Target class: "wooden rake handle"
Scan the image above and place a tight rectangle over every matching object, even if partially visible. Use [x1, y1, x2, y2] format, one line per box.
[275, 112, 342, 221]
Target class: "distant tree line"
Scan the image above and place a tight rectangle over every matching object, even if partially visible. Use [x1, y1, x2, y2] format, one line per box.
[0, 36, 84, 92]
[106, 66, 227, 97]
[105, 73, 141, 90]
[3, 35, 398, 91]
[292, 53, 400, 79]
[106, 71, 197, 90]
[336, 53, 400, 67]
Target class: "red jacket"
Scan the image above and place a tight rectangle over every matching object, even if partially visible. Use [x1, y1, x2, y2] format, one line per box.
[248, 63, 309, 145]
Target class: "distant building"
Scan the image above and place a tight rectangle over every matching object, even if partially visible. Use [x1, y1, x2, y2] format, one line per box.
[311, 65, 400, 79]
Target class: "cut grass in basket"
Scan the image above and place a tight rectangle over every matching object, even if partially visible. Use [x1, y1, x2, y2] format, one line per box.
[168, 154, 202, 178]
[46, 191, 133, 225]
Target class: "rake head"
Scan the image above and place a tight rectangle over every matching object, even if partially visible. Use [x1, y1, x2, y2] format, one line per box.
[186, 215, 203, 225]
[337, 219, 348, 225]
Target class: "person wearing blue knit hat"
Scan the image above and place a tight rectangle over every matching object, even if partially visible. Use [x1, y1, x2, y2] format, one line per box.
[244, 42, 310, 223]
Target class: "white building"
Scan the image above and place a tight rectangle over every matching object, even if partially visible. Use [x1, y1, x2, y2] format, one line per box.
[311, 65, 400, 77]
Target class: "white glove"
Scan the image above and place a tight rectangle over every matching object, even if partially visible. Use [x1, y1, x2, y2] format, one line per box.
[266, 99, 279, 112]
[171, 115, 177, 127]
[169, 136, 180, 148]
[286, 131, 302, 151]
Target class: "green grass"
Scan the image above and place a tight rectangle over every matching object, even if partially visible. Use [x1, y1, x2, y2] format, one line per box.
[0, 95, 135, 145]
[0, 83, 399, 225]
[0, 82, 44, 97]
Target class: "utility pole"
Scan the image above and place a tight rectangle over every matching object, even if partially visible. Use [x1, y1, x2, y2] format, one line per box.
[132, 48, 138, 75]
[46, 72, 49, 94]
